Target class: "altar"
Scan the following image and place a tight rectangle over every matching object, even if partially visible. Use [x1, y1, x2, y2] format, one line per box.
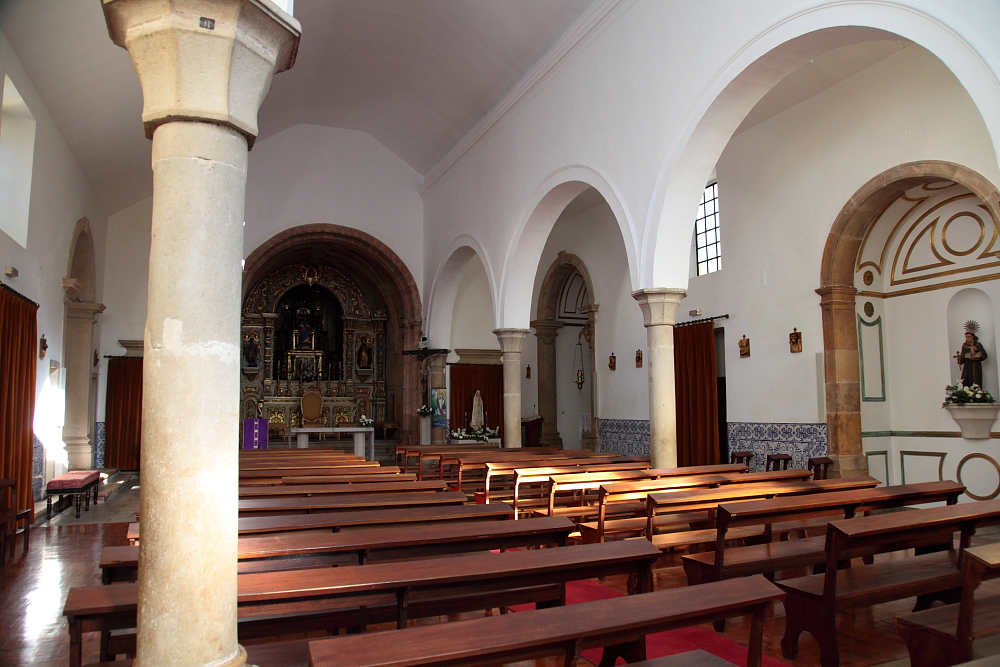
[289, 427, 375, 460]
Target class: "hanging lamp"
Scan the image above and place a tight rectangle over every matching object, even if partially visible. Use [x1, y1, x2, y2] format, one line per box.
[573, 339, 585, 392]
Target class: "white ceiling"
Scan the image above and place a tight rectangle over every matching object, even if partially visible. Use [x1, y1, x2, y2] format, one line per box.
[0, 2, 918, 218]
[0, 0, 597, 214]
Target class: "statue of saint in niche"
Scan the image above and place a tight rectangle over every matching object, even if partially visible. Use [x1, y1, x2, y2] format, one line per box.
[297, 322, 312, 349]
[956, 323, 988, 388]
[356, 337, 373, 369]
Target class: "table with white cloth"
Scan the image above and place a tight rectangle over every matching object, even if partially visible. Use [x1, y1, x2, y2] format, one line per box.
[288, 427, 376, 460]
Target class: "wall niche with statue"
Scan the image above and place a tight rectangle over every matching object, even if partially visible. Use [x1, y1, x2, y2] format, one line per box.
[241, 262, 387, 441]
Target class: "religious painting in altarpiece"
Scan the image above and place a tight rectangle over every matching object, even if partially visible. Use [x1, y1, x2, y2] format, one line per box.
[240, 263, 387, 441]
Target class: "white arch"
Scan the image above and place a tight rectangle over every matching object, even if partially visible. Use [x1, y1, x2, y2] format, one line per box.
[643, 3, 1000, 288]
[497, 164, 638, 329]
[425, 234, 497, 349]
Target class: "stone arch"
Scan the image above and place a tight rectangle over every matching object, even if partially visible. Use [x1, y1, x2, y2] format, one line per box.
[62, 217, 104, 469]
[66, 218, 96, 302]
[498, 165, 637, 329]
[533, 252, 598, 449]
[425, 235, 496, 349]
[819, 161, 1000, 477]
[644, 5, 1000, 289]
[243, 224, 423, 445]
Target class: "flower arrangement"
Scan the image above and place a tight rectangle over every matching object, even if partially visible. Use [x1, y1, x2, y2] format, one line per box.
[358, 414, 375, 427]
[450, 427, 499, 442]
[416, 404, 433, 417]
[943, 382, 997, 406]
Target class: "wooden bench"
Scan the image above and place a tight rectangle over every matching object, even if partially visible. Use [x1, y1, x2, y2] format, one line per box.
[68, 539, 660, 667]
[46, 470, 101, 519]
[237, 490, 468, 516]
[307, 574, 782, 667]
[439, 451, 621, 492]
[682, 480, 966, 586]
[398, 444, 504, 477]
[508, 461, 716, 515]
[128, 503, 513, 544]
[480, 458, 654, 505]
[237, 479, 448, 498]
[897, 541, 1000, 667]
[778, 498, 1000, 667]
[536, 474, 731, 524]
[102, 516, 575, 583]
[278, 472, 415, 485]
[642, 477, 881, 542]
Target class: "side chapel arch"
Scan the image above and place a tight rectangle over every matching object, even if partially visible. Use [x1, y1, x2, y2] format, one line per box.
[243, 224, 422, 446]
[533, 252, 598, 449]
[819, 161, 1000, 477]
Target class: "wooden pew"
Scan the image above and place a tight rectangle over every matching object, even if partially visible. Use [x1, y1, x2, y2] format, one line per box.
[307, 575, 783, 667]
[480, 458, 654, 505]
[778, 498, 1000, 667]
[397, 443, 503, 476]
[239, 463, 381, 481]
[67, 540, 661, 667]
[240, 456, 367, 470]
[641, 477, 881, 543]
[280, 471, 412, 484]
[536, 474, 732, 522]
[129, 503, 514, 544]
[682, 480, 966, 586]
[237, 480, 448, 498]
[441, 451, 624, 493]
[237, 490, 468, 516]
[897, 541, 1000, 667]
[102, 516, 576, 583]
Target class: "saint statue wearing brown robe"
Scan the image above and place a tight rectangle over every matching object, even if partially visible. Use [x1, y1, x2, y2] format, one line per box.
[958, 331, 988, 388]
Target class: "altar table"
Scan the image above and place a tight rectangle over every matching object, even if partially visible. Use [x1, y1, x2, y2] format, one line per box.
[289, 427, 375, 460]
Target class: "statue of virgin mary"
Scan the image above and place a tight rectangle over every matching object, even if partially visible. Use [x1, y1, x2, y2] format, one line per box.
[470, 390, 485, 431]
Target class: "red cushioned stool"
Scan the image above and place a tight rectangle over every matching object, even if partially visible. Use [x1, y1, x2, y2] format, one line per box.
[46, 470, 101, 519]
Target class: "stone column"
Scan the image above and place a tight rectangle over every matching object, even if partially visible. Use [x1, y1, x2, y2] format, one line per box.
[632, 289, 686, 469]
[428, 353, 448, 444]
[817, 285, 868, 478]
[101, 3, 299, 667]
[530, 320, 564, 447]
[62, 297, 105, 469]
[494, 329, 529, 448]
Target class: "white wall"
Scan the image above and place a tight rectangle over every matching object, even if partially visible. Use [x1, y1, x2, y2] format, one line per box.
[684, 44, 998, 426]
[448, 253, 498, 355]
[243, 124, 424, 289]
[96, 196, 152, 420]
[0, 32, 105, 472]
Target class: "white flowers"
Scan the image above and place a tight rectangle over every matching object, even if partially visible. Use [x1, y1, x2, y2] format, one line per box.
[944, 383, 997, 406]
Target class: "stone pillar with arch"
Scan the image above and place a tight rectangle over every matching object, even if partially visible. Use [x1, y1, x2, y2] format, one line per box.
[632, 288, 685, 469]
[101, 1, 299, 665]
[494, 328, 529, 448]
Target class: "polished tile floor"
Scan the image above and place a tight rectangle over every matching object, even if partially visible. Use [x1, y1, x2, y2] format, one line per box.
[4, 488, 1000, 667]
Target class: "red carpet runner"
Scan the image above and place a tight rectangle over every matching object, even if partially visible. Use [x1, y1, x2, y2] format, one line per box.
[511, 577, 785, 667]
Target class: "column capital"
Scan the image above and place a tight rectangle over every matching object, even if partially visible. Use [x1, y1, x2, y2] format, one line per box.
[63, 300, 107, 320]
[631, 288, 686, 327]
[493, 328, 530, 354]
[102, 0, 301, 146]
[530, 320, 564, 342]
[427, 353, 448, 371]
[815, 284, 858, 307]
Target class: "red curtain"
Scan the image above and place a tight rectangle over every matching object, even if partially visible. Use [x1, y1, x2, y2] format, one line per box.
[674, 321, 720, 466]
[105, 357, 143, 470]
[0, 286, 38, 519]
[449, 365, 504, 442]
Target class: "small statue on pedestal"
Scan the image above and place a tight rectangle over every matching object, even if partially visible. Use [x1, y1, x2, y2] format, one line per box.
[956, 321, 988, 388]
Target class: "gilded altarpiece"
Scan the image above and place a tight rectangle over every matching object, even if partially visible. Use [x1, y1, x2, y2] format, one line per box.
[241, 263, 387, 443]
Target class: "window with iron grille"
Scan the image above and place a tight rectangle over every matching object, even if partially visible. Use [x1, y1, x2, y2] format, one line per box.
[695, 182, 721, 276]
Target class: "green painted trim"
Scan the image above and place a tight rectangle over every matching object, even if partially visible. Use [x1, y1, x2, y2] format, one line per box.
[900, 450, 947, 484]
[863, 430, 1000, 439]
[858, 315, 886, 402]
[865, 450, 890, 486]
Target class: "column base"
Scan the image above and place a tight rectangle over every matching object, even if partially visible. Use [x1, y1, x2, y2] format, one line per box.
[64, 437, 93, 471]
[828, 453, 870, 478]
[539, 432, 563, 448]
